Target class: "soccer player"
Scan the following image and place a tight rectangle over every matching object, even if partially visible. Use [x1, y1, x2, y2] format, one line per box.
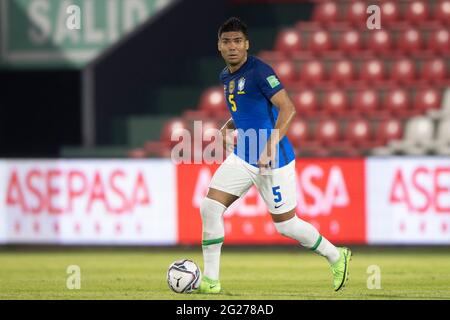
[198, 17, 351, 294]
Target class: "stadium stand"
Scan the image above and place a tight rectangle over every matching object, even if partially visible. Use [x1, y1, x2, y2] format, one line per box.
[139, 0, 450, 158]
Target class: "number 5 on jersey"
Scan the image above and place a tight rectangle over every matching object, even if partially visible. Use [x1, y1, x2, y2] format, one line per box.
[228, 94, 237, 112]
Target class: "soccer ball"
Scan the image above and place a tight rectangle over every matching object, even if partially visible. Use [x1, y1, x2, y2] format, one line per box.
[167, 259, 201, 293]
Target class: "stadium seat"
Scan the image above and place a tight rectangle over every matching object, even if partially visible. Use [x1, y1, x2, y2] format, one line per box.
[385, 88, 410, 116]
[292, 89, 318, 116]
[390, 58, 416, 84]
[414, 87, 442, 112]
[398, 28, 423, 52]
[376, 118, 403, 145]
[322, 89, 348, 115]
[371, 118, 403, 155]
[347, 1, 367, 26]
[257, 50, 286, 64]
[316, 118, 340, 146]
[145, 118, 189, 158]
[313, 1, 339, 24]
[272, 59, 296, 85]
[380, 1, 400, 25]
[330, 59, 354, 84]
[300, 118, 342, 157]
[367, 29, 392, 54]
[287, 118, 309, 149]
[421, 58, 447, 82]
[274, 29, 302, 55]
[298, 59, 326, 84]
[198, 87, 227, 116]
[308, 30, 333, 53]
[428, 28, 449, 53]
[338, 29, 362, 54]
[435, 0, 450, 24]
[128, 148, 147, 159]
[345, 118, 372, 148]
[351, 88, 380, 116]
[388, 116, 434, 155]
[160, 118, 189, 148]
[433, 118, 450, 155]
[405, 1, 429, 24]
[360, 59, 385, 83]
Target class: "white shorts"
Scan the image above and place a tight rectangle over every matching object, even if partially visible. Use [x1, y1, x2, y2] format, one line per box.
[209, 153, 298, 214]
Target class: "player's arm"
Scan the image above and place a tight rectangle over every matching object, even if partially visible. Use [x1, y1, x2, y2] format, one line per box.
[258, 89, 296, 169]
[219, 118, 236, 152]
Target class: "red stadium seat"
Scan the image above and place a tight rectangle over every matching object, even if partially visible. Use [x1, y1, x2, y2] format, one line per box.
[352, 88, 380, 115]
[199, 87, 227, 115]
[345, 119, 371, 146]
[128, 148, 147, 159]
[385, 88, 410, 116]
[380, 1, 400, 25]
[292, 89, 318, 116]
[274, 29, 302, 55]
[428, 28, 449, 53]
[308, 30, 332, 53]
[338, 29, 362, 53]
[347, 1, 367, 26]
[330, 59, 355, 84]
[313, 1, 339, 24]
[421, 58, 447, 82]
[435, 0, 450, 24]
[316, 119, 340, 146]
[367, 29, 392, 54]
[375, 118, 403, 145]
[414, 87, 442, 112]
[287, 118, 309, 148]
[299, 59, 326, 84]
[272, 59, 296, 85]
[390, 58, 416, 84]
[161, 118, 190, 148]
[322, 89, 348, 115]
[144, 118, 190, 158]
[360, 59, 385, 83]
[405, 1, 429, 24]
[398, 28, 423, 52]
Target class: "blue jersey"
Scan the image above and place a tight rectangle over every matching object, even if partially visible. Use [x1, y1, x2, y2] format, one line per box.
[220, 55, 296, 169]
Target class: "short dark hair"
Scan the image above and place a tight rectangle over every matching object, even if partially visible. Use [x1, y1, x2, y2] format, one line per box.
[218, 17, 248, 39]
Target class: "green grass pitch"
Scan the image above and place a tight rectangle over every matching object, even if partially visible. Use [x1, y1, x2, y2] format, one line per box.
[0, 247, 449, 300]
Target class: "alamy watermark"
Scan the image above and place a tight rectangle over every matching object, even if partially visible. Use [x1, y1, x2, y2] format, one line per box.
[66, 5, 82, 30]
[169, 121, 280, 169]
[367, 265, 382, 289]
[66, 265, 81, 290]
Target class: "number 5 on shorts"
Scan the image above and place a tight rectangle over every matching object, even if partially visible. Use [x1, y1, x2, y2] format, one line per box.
[272, 186, 282, 203]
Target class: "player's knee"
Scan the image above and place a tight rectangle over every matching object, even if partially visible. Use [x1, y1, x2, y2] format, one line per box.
[200, 197, 227, 220]
[273, 216, 296, 238]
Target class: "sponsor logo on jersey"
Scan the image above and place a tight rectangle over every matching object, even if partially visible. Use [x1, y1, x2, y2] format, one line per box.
[266, 75, 280, 89]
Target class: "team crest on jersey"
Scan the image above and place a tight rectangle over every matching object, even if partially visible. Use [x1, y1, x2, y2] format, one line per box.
[229, 80, 235, 94]
[238, 77, 246, 92]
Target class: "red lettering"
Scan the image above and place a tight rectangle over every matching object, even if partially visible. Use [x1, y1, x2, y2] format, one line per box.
[67, 170, 87, 213]
[87, 171, 110, 213]
[109, 170, 129, 214]
[435, 167, 450, 214]
[26, 170, 44, 214]
[411, 167, 431, 213]
[6, 170, 29, 212]
[389, 169, 412, 211]
[47, 170, 63, 214]
[130, 172, 150, 210]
